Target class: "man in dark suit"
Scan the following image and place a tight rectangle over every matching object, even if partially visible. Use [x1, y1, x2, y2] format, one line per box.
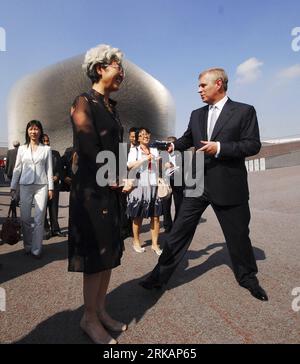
[42, 134, 64, 238]
[140, 68, 268, 301]
[5, 141, 20, 204]
[61, 146, 74, 192]
[128, 127, 139, 149]
[5, 141, 20, 181]
[162, 136, 184, 233]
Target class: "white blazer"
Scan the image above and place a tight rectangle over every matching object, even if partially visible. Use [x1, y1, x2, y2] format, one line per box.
[10, 144, 54, 190]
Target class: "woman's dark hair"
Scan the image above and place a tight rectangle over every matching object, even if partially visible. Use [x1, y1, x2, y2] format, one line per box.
[87, 63, 104, 84]
[25, 120, 44, 145]
[138, 127, 151, 135]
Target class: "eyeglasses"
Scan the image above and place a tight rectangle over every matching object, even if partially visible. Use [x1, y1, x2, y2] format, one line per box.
[106, 63, 124, 75]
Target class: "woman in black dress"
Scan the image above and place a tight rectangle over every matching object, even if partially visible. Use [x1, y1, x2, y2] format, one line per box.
[68, 44, 127, 344]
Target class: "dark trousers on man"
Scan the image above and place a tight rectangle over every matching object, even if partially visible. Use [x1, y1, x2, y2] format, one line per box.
[152, 192, 258, 288]
[44, 187, 60, 235]
[162, 183, 184, 232]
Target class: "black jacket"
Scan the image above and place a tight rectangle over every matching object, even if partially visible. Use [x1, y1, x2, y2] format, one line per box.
[52, 149, 62, 189]
[5, 147, 18, 180]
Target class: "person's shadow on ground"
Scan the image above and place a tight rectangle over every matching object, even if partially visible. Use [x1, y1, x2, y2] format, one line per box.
[166, 242, 266, 290]
[13, 242, 266, 344]
[0, 240, 67, 285]
[14, 275, 163, 343]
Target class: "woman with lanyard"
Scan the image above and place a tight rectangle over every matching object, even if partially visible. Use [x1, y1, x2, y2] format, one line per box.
[127, 127, 163, 255]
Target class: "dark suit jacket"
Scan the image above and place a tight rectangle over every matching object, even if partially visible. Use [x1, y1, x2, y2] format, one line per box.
[61, 147, 76, 192]
[174, 98, 261, 206]
[62, 147, 74, 177]
[52, 149, 62, 189]
[5, 147, 18, 180]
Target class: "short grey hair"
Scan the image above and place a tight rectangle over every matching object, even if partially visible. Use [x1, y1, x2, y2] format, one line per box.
[199, 68, 228, 91]
[82, 44, 124, 83]
[13, 140, 20, 147]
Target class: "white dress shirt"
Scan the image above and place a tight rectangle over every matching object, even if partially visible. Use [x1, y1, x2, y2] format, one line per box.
[207, 95, 228, 157]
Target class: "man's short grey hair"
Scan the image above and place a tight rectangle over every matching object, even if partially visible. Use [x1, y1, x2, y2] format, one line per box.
[13, 140, 20, 147]
[82, 44, 124, 83]
[199, 68, 228, 91]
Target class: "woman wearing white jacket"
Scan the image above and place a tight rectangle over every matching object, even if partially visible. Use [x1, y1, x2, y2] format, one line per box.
[10, 120, 53, 258]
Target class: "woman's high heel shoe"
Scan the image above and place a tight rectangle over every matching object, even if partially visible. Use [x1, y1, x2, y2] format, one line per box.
[132, 244, 145, 253]
[151, 247, 162, 256]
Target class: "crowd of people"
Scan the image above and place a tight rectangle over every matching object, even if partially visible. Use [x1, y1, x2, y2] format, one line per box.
[1, 43, 268, 344]
[4, 124, 181, 256]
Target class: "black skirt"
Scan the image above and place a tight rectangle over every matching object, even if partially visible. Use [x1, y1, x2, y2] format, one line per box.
[68, 184, 124, 274]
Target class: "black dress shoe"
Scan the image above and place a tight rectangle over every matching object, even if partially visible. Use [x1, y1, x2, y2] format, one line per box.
[44, 231, 51, 240]
[52, 231, 66, 237]
[139, 278, 163, 290]
[246, 284, 268, 301]
[31, 252, 42, 260]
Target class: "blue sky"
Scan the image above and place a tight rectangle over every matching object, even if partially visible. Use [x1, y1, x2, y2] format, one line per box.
[0, 0, 300, 146]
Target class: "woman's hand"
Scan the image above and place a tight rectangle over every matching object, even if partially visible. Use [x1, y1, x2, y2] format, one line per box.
[109, 181, 121, 190]
[147, 154, 154, 161]
[64, 177, 72, 186]
[48, 190, 54, 200]
[122, 179, 135, 193]
[165, 162, 174, 169]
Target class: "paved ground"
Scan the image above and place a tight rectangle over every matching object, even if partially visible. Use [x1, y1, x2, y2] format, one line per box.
[0, 166, 300, 344]
[0, 168, 9, 186]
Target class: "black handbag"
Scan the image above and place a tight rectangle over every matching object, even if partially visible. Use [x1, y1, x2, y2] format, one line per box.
[0, 199, 22, 245]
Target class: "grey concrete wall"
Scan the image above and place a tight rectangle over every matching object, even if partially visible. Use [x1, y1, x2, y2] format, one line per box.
[246, 151, 300, 173]
[266, 151, 300, 170]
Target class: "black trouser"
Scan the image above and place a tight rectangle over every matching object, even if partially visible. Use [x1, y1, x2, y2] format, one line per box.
[162, 184, 184, 230]
[44, 187, 60, 234]
[151, 193, 258, 287]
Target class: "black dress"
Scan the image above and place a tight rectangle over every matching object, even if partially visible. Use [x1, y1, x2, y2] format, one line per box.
[68, 89, 124, 274]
